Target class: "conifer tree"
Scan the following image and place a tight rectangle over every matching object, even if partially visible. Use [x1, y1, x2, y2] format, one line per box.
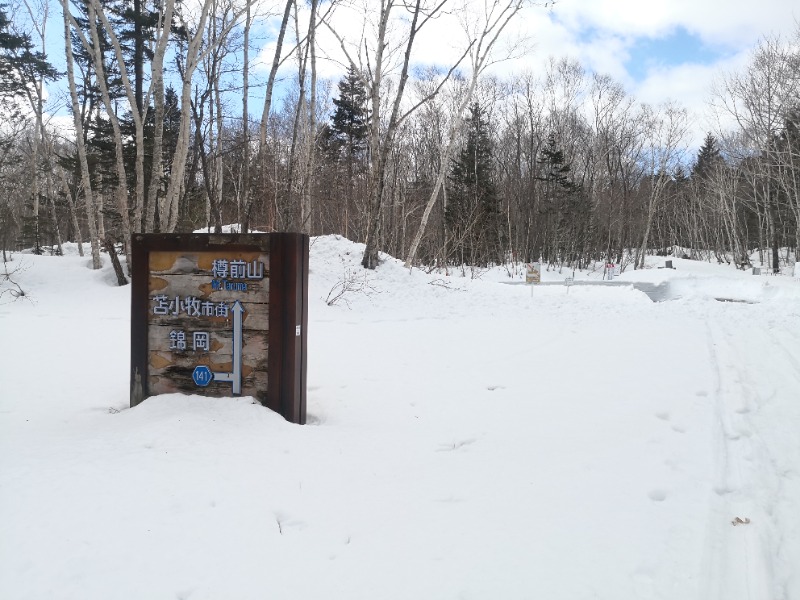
[326, 65, 369, 163]
[691, 133, 722, 180]
[1, 5, 59, 253]
[536, 133, 577, 262]
[0, 5, 59, 106]
[446, 102, 501, 265]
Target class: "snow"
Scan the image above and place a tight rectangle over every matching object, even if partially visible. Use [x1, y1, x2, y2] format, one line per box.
[2, 237, 800, 600]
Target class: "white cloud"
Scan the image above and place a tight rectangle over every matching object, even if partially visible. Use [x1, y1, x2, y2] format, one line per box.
[550, 0, 798, 47]
[630, 58, 738, 148]
[246, 0, 797, 152]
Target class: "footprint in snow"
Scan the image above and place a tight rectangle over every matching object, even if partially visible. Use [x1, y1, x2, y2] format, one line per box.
[437, 438, 476, 452]
[648, 489, 668, 502]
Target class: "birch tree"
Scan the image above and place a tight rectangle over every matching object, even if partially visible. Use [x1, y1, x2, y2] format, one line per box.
[713, 35, 798, 271]
[60, 0, 101, 268]
[247, 0, 293, 232]
[404, 0, 529, 268]
[324, 0, 470, 268]
[636, 102, 688, 269]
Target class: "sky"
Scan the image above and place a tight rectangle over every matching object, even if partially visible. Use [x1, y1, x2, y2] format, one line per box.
[519, 0, 798, 136]
[28, 0, 800, 149]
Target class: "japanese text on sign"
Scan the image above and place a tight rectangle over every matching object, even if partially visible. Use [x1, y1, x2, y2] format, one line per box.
[152, 295, 231, 317]
[168, 330, 210, 352]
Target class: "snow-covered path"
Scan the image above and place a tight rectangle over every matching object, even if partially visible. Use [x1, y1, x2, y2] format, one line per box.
[1, 239, 799, 599]
[702, 304, 800, 600]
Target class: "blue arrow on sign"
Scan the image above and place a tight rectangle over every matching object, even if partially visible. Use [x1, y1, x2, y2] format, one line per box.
[192, 365, 213, 387]
[213, 300, 244, 395]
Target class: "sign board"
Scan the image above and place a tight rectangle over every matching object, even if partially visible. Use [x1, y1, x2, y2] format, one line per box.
[605, 263, 616, 280]
[526, 262, 541, 284]
[130, 233, 308, 424]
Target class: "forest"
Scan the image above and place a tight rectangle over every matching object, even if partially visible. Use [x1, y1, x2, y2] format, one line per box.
[1, 0, 799, 283]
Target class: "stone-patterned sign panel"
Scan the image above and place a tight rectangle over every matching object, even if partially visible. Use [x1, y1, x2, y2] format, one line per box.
[131, 233, 308, 424]
[147, 250, 269, 400]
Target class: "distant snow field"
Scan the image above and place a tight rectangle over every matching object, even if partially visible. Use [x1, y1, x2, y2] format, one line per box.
[2, 236, 799, 600]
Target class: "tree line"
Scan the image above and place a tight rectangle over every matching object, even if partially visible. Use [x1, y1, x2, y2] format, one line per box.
[1, 0, 798, 281]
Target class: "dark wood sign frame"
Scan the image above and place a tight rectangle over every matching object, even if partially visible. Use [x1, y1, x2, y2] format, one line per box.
[130, 233, 308, 424]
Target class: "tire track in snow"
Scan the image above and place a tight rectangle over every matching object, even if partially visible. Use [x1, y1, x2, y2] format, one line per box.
[740, 321, 800, 600]
[701, 316, 771, 600]
[701, 305, 800, 600]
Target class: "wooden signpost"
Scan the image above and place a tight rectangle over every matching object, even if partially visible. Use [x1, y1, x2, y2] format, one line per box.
[526, 262, 541, 284]
[130, 233, 308, 424]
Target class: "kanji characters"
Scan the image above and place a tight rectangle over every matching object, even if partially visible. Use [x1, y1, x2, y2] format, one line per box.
[152, 294, 169, 315]
[169, 330, 187, 350]
[193, 332, 210, 352]
[182, 296, 202, 317]
[246, 259, 264, 280]
[212, 259, 228, 278]
[152, 295, 229, 318]
[167, 330, 211, 352]
[230, 259, 246, 279]
[215, 302, 230, 318]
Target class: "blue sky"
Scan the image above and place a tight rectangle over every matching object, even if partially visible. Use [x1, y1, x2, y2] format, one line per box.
[623, 27, 725, 82]
[532, 0, 797, 109]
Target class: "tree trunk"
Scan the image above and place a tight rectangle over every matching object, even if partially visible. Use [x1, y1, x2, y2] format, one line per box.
[361, 0, 420, 269]
[56, 161, 84, 255]
[105, 234, 128, 286]
[76, 0, 133, 269]
[248, 0, 293, 233]
[161, 0, 215, 232]
[61, 0, 101, 269]
[300, 0, 319, 236]
[241, 1, 251, 230]
[145, 0, 174, 233]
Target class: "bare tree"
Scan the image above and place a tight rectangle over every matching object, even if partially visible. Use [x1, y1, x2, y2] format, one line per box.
[713, 34, 799, 271]
[405, 0, 530, 268]
[247, 0, 294, 232]
[324, 0, 468, 268]
[59, 0, 101, 269]
[160, 0, 251, 233]
[636, 102, 688, 269]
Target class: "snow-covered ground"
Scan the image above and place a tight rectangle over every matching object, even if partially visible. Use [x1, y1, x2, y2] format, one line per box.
[1, 236, 799, 600]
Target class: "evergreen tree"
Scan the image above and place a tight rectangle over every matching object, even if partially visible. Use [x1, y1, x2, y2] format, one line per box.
[535, 133, 578, 262]
[1, 5, 60, 254]
[536, 133, 572, 189]
[0, 5, 59, 109]
[691, 133, 722, 180]
[446, 102, 501, 265]
[325, 65, 368, 162]
[110, 0, 158, 114]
